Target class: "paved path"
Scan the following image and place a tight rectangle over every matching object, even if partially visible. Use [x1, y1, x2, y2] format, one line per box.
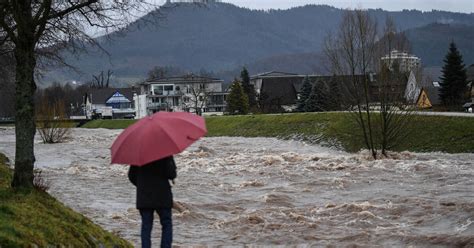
[411, 111, 474, 117]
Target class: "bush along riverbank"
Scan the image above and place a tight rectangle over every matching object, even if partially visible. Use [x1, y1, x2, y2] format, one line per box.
[0, 153, 132, 247]
[83, 112, 474, 153]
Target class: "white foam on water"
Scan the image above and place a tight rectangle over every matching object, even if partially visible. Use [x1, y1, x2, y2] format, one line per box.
[0, 128, 473, 246]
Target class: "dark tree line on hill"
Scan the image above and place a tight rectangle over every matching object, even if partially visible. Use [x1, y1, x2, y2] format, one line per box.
[38, 2, 474, 86]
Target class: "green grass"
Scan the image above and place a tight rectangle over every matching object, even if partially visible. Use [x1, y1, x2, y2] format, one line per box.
[83, 113, 474, 153]
[0, 153, 132, 247]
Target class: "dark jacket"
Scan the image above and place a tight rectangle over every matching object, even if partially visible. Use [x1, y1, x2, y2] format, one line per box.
[128, 156, 177, 209]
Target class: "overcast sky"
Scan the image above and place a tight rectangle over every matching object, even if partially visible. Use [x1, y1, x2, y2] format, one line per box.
[158, 0, 474, 13]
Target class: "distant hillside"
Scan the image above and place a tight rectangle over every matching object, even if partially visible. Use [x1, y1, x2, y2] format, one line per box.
[234, 23, 474, 81]
[41, 2, 474, 86]
[406, 23, 474, 66]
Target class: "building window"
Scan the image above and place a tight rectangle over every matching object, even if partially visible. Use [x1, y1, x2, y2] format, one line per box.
[164, 85, 173, 91]
[153, 86, 163, 95]
[173, 97, 180, 106]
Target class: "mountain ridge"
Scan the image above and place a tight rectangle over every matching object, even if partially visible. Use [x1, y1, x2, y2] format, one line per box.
[40, 2, 474, 86]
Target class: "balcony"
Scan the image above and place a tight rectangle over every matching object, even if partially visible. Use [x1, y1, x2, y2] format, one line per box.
[148, 90, 184, 97]
[147, 103, 170, 109]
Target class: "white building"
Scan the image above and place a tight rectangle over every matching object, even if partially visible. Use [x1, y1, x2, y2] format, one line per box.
[134, 75, 228, 119]
[84, 88, 137, 119]
[381, 50, 421, 73]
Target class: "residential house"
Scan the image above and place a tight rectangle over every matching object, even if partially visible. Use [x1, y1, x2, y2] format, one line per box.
[134, 74, 228, 118]
[249, 71, 418, 112]
[464, 64, 474, 112]
[421, 67, 443, 107]
[249, 72, 308, 112]
[84, 88, 137, 119]
[468, 64, 474, 101]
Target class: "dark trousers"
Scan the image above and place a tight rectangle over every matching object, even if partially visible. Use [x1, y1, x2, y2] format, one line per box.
[139, 208, 173, 248]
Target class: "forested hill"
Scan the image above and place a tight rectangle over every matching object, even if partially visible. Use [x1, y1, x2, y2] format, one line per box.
[42, 2, 474, 86]
[406, 23, 474, 66]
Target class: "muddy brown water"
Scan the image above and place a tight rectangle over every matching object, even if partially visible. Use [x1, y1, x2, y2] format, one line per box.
[0, 128, 473, 247]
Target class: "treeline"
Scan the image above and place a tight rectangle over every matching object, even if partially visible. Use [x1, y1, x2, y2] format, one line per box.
[0, 65, 123, 118]
[296, 77, 344, 112]
[35, 83, 90, 117]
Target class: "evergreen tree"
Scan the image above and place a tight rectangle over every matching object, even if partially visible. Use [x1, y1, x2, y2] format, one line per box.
[296, 76, 313, 112]
[305, 80, 329, 112]
[240, 67, 257, 108]
[227, 80, 249, 115]
[439, 42, 468, 107]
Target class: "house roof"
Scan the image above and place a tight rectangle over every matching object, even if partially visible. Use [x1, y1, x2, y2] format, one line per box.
[421, 67, 442, 105]
[423, 66, 443, 82]
[422, 82, 441, 105]
[259, 73, 411, 106]
[141, 74, 223, 85]
[106, 92, 132, 104]
[250, 71, 300, 80]
[87, 88, 137, 104]
[260, 76, 303, 105]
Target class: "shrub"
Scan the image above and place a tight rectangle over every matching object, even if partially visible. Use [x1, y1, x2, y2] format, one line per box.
[36, 98, 73, 143]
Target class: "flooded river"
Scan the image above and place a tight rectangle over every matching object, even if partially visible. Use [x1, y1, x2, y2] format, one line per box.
[0, 127, 473, 247]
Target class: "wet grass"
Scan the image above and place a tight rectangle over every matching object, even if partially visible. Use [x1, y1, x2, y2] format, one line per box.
[83, 113, 474, 153]
[0, 153, 132, 247]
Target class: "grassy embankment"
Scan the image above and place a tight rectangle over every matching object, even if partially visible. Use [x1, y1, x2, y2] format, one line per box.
[0, 153, 132, 247]
[82, 113, 474, 153]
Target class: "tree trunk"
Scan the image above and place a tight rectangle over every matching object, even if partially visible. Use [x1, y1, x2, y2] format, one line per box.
[12, 39, 37, 189]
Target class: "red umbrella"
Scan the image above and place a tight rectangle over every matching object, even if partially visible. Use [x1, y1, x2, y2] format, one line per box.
[111, 112, 207, 166]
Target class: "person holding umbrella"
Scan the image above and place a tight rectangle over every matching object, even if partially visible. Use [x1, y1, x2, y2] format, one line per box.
[128, 156, 176, 248]
[111, 112, 207, 248]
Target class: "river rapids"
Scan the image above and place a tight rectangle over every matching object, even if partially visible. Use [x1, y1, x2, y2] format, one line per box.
[0, 128, 473, 247]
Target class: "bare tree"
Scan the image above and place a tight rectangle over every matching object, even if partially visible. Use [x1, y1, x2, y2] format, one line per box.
[36, 97, 72, 144]
[324, 9, 378, 159]
[187, 81, 213, 116]
[325, 12, 416, 158]
[90, 69, 113, 88]
[148, 66, 169, 80]
[0, 0, 153, 188]
[375, 17, 416, 156]
[147, 65, 185, 80]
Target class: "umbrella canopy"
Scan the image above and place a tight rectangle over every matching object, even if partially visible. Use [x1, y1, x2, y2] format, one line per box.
[111, 112, 207, 166]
